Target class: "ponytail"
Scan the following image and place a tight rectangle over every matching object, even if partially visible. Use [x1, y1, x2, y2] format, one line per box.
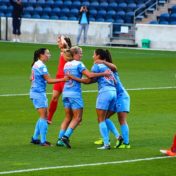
[105, 49, 113, 63]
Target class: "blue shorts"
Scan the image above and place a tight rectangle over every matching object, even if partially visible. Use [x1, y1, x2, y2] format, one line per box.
[96, 91, 117, 111]
[31, 93, 48, 109]
[116, 92, 130, 113]
[62, 97, 83, 109]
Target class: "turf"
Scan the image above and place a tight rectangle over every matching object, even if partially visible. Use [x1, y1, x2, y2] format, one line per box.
[0, 41, 176, 175]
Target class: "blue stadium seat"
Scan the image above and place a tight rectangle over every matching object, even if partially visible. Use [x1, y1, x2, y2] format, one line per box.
[108, 2, 118, 11]
[72, 1, 81, 9]
[159, 13, 170, 22]
[59, 16, 68, 20]
[159, 21, 169, 25]
[43, 7, 52, 15]
[106, 18, 114, 23]
[0, 12, 5, 17]
[97, 10, 106, 18]
[34, 6, 43, 15]
[63, 0, 72, 8]
[32, 14, 40, 19]
[70, 8, 79, 16]
[25, 6, 34, 13]
[68, 16, 77, 21]
[90, 9, 97, 17]
[106, 10, 116, 18]
[45, 0, 55, 7]
[37, 0, 45, 7]
[118, 2, 128, 11]
[41, 14, 50, 19]
[29, 0, 37, 6]
[89, 17, 95, 21]
[116, 11, 126, 19]
[82, 1, 90, 7]
[50, 15, 59, 20]
[60, 8, 70, 17]
[170, 21, 176, 25]
[114, 19, 124, 24]
[99, 2, 108, 10]
[89, 2, 99, 9]
[171, 5, 176, 14]
[170, 13, 176, 23]
[23, 13, 31, 18]
[127, 3, 137, 12]
[96, 17, 105, 22]
[149, 20, 158, 24]
[0, 5, 7, 13]
[125, 11, 134, 23]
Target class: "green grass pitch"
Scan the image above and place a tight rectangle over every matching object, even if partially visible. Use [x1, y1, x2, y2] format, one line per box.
[0, 41, 176, 175]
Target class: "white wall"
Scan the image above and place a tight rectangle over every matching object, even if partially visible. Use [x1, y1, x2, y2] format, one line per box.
[0, 17, 111, 45]
[135, 24, 176, 50]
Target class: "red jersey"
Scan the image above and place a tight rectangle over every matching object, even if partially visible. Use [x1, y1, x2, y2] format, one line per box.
[56, 53, 66, 78]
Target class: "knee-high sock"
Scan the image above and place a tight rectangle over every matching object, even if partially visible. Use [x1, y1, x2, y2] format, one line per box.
[33, 119, 40, 140]
[48, 100, 58, 121]
[105, 118, 120, 138]
[39, 118, 48, 143]
[99, 121, 109, 146]
[58, 129, 66, 139]
[171, 135, 176, 152]
[120, 124, 129, 144]
[64, 128, 73, 138]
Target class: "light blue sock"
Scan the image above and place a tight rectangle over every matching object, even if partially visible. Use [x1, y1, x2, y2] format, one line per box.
[105, 118, 120, 138]
[33, 119, 40, 140]
[121, 124, 129, 144]
[39, 118, 48, 144]
[99, 121, 109, 146]
[58, 129, 66, 139]
[64, 128, 73, 138]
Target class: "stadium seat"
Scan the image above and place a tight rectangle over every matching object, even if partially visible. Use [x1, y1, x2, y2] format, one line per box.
[170, 21, 176, 25]
[50, 15, 59, 20]
[29, 0, 37, 6]
[96, 17, 105, 22]
[72, 1, 81, 9]
[149, 20, 158, 24]
[99, 2, 108, 10]
[89, 17, 95, 21]
[34, 6, 43, 15]
[60, 8, 70, 17]
[108, 2, 118, 11]
[0, 12, 5, 17]
[118, 2, 128, 11]
[25, 6, 34, 13]
[89, 2, 99, 9]
[159, 21, 169, 24]
[97, 10, 106, 18]
[69, 8, 78, 16]
[63, 0, 72, 8]
[41, 14, 50, 19]
[32, 14, 40, 19]
[125, 11, 135, 23]
[106, 10, 116, 18]
[59, 16, 68, 20]
[106, 18, 114, 23]
[159, 13, 170, 23]
[37, 0, 45, 7]
[114, 19, 125, 24]
[0, 5, 7, 13]
[52, 7, 60, 14]
[68, 16, 77, 21]
[43, 7, 52, 15]
[116, 11, 126, 19]
[23, 13, 32, 18]
[171, 5, 176, 14]
[127, 3, 137, 12]
[90, 9, 97, 18]
[170, 13, 176, 23]
[45, 0, 55, 7]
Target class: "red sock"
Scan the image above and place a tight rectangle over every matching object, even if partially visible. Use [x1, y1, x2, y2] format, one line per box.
[171, 135, 176, 152]
[48, 100, 58, 122]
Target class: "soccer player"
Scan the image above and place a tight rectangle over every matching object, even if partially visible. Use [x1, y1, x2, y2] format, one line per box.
[30, 48, 68, 146]
[94, 56, 131, 149]
[57, 47, 110, 148]
[67, 48, 122, 150]
[47, 35, 72, 124]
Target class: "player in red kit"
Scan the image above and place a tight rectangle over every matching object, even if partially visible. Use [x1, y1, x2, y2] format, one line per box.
[47, 35, 72, 124]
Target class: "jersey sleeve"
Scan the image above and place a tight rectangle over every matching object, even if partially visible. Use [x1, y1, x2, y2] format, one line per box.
[91, 64, 99, 73]
[39, 65, 48, 75]
[78, 62, 86, 73]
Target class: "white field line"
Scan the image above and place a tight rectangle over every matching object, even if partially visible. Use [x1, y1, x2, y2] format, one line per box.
[0, 86, 176, 97]
[0, 156, 175, 175]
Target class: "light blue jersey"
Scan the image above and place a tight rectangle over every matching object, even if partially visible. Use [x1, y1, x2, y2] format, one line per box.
[91, 63, 116, 111]
[114, 71, 130, 113]
[30, 60, 48, 108]
[63, 60, 86, 98]
[91, 63, 116, 93]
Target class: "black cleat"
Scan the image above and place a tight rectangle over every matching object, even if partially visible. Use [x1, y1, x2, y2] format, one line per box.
[31, 137, 40, 145]
[40, 141, 52, 147]
[114, 136, 124, 148]
[61, 136, 71, 148]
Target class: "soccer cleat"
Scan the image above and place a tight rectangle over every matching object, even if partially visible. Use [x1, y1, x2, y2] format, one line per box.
[61, 136, 71, 148]
[114, 136, 124, 148]
[160, 149, 176, 156]
[47, 120, 52, 125]
[117, 143, 131, 149]
[94, 138, 103, 145]
[41, 141, 52, 147]
[56, 139, 66, 147]
[31, 137, 40, 145]
[97, 145, 110, 150]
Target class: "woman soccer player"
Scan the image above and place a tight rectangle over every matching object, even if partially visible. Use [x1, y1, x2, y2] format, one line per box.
[30, 48, 68, 146]
[57, 47, 110, 148]
[47, 35, 72, 124]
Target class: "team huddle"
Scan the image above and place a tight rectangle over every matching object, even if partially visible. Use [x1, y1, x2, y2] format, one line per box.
[29, 35, 130, 150]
